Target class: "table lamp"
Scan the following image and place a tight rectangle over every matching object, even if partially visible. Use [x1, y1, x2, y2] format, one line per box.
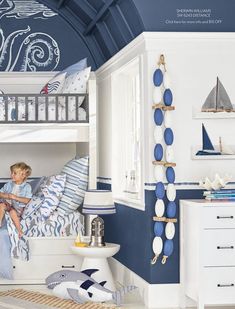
[82, 190, 116, 247]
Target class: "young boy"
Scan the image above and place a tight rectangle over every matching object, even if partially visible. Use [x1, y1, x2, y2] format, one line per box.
[0, 162, 32, 237]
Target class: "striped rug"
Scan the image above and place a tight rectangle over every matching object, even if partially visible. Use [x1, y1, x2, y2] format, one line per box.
[0, 289, 119, 309]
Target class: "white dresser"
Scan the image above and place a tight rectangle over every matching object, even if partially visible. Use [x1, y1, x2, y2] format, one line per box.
[180, 199, 235, 309]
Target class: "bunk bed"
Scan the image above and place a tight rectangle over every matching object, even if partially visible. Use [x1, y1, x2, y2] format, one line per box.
[0, 70, 97, 284]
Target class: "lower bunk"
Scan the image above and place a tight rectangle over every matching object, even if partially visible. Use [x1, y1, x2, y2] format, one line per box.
[0, 155, 90, 285]
[0, 209, 86, 285]
[0, 236, 82, 285]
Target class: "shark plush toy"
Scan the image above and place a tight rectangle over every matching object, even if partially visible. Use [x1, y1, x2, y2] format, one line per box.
[45, 268, 137, 305]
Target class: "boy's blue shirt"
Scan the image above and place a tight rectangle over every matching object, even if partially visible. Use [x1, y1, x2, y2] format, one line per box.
[0, 180, 32, 209]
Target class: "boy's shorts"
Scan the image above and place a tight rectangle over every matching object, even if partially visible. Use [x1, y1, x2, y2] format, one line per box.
[4, 203, 23, 216]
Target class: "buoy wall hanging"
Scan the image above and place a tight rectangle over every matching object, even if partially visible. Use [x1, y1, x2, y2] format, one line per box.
[151, 54, 177, 265]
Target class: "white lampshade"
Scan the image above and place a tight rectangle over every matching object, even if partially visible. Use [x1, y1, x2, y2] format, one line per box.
[82, 190, 116, 215]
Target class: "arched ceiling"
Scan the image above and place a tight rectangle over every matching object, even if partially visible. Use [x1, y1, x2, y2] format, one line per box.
[1, 0, 233, 71]
[40, 0, 145, 69]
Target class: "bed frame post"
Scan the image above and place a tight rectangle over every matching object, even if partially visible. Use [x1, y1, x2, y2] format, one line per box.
[84, 76, 97, 236]
[88, 75, 97, 190]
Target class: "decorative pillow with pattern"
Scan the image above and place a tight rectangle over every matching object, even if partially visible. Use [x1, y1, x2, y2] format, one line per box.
[21, 195, 43, 219]
[57, 156, 89, 214]
[56, 58, 87, 78]
[40, 72, 66, 94]
[39, 174, 66, 219]
[62, 67, 91, 106]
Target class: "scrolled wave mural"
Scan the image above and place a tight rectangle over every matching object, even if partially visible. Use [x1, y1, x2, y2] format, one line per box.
[0, 27, 60, 71]
[0, 0, 60, 71]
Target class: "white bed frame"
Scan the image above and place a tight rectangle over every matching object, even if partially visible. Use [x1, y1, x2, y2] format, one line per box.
[0, 71, 97, 285]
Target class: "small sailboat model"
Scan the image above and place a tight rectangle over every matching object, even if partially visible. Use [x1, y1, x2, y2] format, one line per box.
[201, 77, 234, 112]
[196, 124, 235, 156]
[196, 124, 221, 156]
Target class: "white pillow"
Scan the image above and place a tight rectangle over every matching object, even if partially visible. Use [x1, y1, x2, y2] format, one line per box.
[40, 72, 66, 94]
[62, 67, 91, 107]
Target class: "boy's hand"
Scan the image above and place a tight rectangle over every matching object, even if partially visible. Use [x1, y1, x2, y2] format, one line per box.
[8, 193, 16, 200]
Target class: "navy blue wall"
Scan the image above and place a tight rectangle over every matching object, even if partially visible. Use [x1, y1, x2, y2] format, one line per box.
[0, 1, 97, 71]
[1, 0, 235, 72]
[133, 0, 235, 32]
[98, 181, 204, 284]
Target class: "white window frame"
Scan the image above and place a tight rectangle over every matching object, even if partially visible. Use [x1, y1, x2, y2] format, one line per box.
[111, 56, 145, 210]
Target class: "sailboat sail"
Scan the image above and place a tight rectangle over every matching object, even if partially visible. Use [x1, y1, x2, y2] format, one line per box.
[201, 77, 233, 112]
[202, 124, 214, 150]
[196, 124, 221, 156]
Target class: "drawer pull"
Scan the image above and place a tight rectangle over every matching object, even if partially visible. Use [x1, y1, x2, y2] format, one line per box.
[217, 216, 234, 219]
[61, 265, 75, 269]
[217, 246, 234, 250]
[13, 266, 16, 269]
[217, 284, 234, 288]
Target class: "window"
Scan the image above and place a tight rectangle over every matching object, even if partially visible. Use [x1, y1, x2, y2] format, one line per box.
[111, 57, 144, 209]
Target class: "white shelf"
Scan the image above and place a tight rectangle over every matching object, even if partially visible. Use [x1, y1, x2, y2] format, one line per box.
[192, 107, 235, 119]
[191, 146, 235, 160]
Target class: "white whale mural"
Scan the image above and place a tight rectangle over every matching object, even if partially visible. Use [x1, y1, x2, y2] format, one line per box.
[0, 0, 57, 20]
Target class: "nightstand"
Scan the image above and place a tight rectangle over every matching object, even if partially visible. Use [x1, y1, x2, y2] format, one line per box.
[71, 243, 120, 291]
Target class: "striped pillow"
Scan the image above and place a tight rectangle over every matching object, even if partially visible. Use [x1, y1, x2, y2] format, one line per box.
[57, 156, 89, 214]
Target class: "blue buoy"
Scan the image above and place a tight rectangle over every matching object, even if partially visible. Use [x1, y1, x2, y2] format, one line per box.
[155, 182, 165, 199]
[154, 144, 163, 161]
[154, 221, 164, 237]
[153, 69, 163, 87]
[166, 201, 176, 218]
[163, 239, 174, 256]
[163, 89, 173, 106]
[154, 108, 164, 126]
[166, 167, 175, 183]
[164, 128, 174, 145]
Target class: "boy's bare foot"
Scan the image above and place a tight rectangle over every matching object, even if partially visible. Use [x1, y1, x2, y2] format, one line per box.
[18, 230, 23, 238]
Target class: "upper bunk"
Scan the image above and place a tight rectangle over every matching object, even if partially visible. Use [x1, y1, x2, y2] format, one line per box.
[0, 71, 96, 143]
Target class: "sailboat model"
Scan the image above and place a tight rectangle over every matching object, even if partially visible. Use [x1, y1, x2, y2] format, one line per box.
[196, 124, 221, 156]
[196, 124, 235, 156]
[201, 77, 234, 112]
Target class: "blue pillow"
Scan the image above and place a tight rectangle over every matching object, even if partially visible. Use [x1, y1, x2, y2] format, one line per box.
[57, 58, 87, 78]
[29, 177, 47, 195]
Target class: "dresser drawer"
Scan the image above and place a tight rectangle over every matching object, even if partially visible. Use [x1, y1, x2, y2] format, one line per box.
[12, 255, 82, 280]
[28, 237, 75, 255]
[202, 207, 235, 229]
[203, 230, 235, 266]
[203, 267, 235, 304]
